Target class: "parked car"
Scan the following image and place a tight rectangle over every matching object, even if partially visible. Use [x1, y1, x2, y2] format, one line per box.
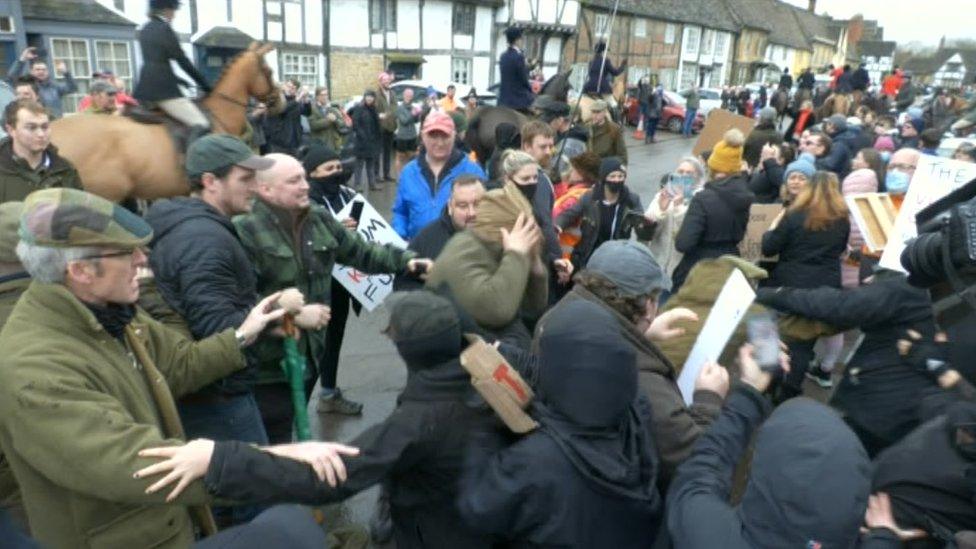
[678, 87, 722, 116]
[623, 88, 704, 133]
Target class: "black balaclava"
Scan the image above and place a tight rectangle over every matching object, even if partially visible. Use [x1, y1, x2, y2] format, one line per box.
[599, 156, 626, 196]
[302, 145, 348, 210]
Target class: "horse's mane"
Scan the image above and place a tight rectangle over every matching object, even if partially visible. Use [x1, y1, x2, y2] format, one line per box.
[212, 49, 272, 89]
[540, 71, 571, 101]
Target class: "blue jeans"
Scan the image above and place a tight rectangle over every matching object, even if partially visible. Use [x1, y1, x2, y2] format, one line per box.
[644, 116, 659, 140]
[179, 392, 269, 526]
[682, 108, 698, 136]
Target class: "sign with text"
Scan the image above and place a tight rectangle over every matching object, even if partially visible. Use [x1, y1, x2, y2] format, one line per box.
[879, 155, 976, 272]
[738, 203, 783, 263]
[692, 108, 756, 157]
[332, 195, 407, 311]
[677, 269, 755, 404]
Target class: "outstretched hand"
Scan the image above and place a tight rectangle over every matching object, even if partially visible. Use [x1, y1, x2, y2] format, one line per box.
[263, 442, 361, 487]
[862, 492, 927, 540]
[135, 439, 215, 502]
[644, 307, 698, 342]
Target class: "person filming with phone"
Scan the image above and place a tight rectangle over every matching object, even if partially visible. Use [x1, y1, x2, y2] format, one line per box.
[555, 157, 654, 271]
[6, 47, 76, 119]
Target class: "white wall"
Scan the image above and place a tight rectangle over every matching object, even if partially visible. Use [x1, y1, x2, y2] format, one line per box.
[473, 55, 491, 90]
[424, 54, 451, 83]
[422, 1, 452, 50]
[512, 0, 531, 22]
[538, 0, 557, 24]
[543, 36, 562, 66]
[560, 0, 579, 26]
[284, 2, 303, 43]
[398, 0, 421, 49]
[304, 0, 323, 46]
[196, 2, 227, 31]
[454, 35, 473, 50]
[233, 0, 264, 40]
[331, 0, 369, 47]
[474, 6, 492, 51]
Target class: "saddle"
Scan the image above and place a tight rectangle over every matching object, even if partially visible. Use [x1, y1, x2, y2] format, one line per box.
[124, 101, 214, 155]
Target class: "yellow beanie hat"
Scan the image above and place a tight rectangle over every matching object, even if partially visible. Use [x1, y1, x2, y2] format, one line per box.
[707, 128, 745, 174]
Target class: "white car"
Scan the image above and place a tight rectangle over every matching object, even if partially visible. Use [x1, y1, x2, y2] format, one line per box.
[679, 88, 722, 115]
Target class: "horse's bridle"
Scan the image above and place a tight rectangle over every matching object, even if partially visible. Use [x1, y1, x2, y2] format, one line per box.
[210, 52, 280, 110]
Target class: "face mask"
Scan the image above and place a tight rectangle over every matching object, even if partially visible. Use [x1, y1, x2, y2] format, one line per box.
[670, 174, 697, 199]
[880, 151, 891, 163]
[886, 170, 911, 194]
[605, 181, 624, 194]
[517, 182, 537, 201]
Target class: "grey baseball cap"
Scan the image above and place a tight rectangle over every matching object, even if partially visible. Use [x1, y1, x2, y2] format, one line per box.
[586, 240, 671, 296]
[185, 134, 274, 176]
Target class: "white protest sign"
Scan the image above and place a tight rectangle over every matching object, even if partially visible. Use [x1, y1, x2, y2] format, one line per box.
[331, 195, 407, 311]
[677, 269, 756, 404]
[879, 155, 976, 272]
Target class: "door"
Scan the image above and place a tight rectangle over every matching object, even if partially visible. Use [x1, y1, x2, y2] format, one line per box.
[195, 46, 243, 85]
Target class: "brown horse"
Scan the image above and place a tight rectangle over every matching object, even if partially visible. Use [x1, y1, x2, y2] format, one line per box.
[51, 42, 281, 202]
[815, 92, 854, 121]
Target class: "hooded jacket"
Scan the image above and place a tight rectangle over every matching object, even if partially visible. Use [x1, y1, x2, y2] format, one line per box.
[459, 300, 661, 548]
[392, 149, 485, 239]
[818, 125, 860, 179]
[756, 272, 943, 454]
[555, 179, 645, 270]
[203, 292, 496, 549]
[146, 197, 258, 395]
[352, 96, 382, 159]
[672, 175, 754, 291]
[748, 159, 787, 204]
[0, 138, 82, 203]
[761, 209, 850, 290]
[668, 388, 871, 549]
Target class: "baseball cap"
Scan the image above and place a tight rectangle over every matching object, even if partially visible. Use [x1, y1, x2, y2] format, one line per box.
[586, 240, 671, 296]
[422, 112, 455, 135]
[19, 188, 153, 250]
[90, 80, 118, 95]
[185, 134, 274, 176]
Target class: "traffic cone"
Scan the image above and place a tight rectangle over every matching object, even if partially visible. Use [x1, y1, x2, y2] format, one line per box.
[633, 117, 645, 140]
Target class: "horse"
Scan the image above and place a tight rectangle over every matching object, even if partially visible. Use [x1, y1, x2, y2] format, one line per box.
[50, 42, 281, 202]
[770, 88, 790, 129]
[815, 92, 854, 121]
[465, 70, 572, 165]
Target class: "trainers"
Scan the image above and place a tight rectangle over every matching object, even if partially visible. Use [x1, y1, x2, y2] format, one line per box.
[316, 388, 364, 415]
[805, 366, 833, 389]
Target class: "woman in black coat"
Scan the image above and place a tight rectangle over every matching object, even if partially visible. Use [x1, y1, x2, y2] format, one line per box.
[352, 90, 382, 191]
[761, 171, 850, 290]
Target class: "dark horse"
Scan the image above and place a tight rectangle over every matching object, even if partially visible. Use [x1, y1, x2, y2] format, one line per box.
[770, 89, 790, 130]
[465, 71, 573, 165]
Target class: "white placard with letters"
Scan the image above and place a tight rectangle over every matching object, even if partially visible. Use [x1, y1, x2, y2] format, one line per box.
[331, 195, 407, 311]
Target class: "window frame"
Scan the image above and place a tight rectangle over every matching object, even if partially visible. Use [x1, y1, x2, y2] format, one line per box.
[453, 3, 476, 36]
[451, 57, 472, 85]
[93, 39, 132, 91]
[664, 23, 676, 45]
[50, 36, 91, 115]
[685, 27, 700, 55]
[634, 19, 646, 39]
[370, 0, 397, 33]
[594, 13, 610, 39]
[281, 51, 319, 88]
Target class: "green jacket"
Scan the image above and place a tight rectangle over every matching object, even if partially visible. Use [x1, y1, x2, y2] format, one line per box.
[588, 120, 628, 163]
[374, 87, 398, 133]
[426, 230, 548, 331]
[0, 272, 29, 528]
[0, 137, 83, 203]
[307, 102, 348, 151]
[0, 282, 245, 549]
[234, 200, 413, 384]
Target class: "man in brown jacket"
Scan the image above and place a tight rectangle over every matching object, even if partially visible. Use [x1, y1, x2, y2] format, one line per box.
[374, 71, 398, 182]
[535, 240, 728, 487]
[587, 99, 628, 163]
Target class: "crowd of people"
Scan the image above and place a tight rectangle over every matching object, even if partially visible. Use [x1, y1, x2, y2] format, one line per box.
[3, 1, 976, 547]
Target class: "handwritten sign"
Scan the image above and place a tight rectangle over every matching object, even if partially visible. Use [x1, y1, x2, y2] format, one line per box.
[738, 204, 783, 263]
[677, 269, 755, 404]
[332, 195, 407, 311]
[692, 109, 756, 156]
[879, 155, 976, 272]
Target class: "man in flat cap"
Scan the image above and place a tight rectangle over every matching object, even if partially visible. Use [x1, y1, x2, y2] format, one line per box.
[0, 188, 288, 547]
[587, 99, 628, 163]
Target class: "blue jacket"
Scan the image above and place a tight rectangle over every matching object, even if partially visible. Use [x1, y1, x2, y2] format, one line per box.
[497, 47, 535, 110]
[392, 150, 485, 239]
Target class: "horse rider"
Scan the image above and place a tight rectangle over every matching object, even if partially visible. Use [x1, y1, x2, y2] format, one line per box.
[133, 0, 213, 145]
[796, 67, 815, 106]
[778, 68, 793, 93]
[497, 27, 536, 113]
[583, 41, 627, 110]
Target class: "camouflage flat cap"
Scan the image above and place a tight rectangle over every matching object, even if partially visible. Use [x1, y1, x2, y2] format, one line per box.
[0, 201, 24, 263]
[19, 188, 153, 249]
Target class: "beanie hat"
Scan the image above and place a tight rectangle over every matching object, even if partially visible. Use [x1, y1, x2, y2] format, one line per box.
[826, 114, 848, 134]
[301, 144, 341, 175]
[783, 152, 816, 183]
[385, 291, 462, 371]
[874, 135, 896, 152]
[908, 116, 925, 134]
[599, 156, 626, 182]
[707, 129, 745, 174]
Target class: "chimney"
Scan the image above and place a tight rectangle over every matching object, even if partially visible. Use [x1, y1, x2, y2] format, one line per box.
[808, 0, 816, 12]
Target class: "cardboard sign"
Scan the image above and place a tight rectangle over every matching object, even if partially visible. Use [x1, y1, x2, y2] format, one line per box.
[846, 193, 898, 253]
[879, 155, 976, 272]
[738, 204, 783, 263]
[677, 269, 756, 404]
[331, 195, 407, 311]
[692, 109, 757, 156]
[460, 335, 538, 434]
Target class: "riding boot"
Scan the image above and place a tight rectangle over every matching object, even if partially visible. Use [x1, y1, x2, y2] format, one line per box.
[185, 124, 211, 152]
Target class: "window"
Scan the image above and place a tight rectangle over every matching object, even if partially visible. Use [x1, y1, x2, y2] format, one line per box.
[680, 63, 697, 90]
[701, 30, 713, 56]
[634, 20, 646, 38]
[282, 52, 318, 87]
[0, 16, 12, 33]
[659, 68, 677, 90]
[51, 38, 90, 114]
[94, 40, 132, 90]
[780, 47, 787, 61]
[370, 0, 397, 32]
[627, 66, 649, 86]
[684, 27, 700, 55]
[715, 33, 727, 58]
[452, 57, 472, 85]
[453, 4, 475, 35]
[664, 23, 676, 45]
[594, 13, 609, 38]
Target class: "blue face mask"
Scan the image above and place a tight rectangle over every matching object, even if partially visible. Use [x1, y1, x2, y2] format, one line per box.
[886, 170, 911, 194]
[670, 174, 697, 200]
[880, 151, 892, 163]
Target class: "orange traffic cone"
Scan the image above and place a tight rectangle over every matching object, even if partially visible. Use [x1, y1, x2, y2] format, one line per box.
[633, 118, 645, 140]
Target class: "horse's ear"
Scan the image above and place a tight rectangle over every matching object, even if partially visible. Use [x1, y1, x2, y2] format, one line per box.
[247, 42, 259, 52]
[257, 43, 275, 56]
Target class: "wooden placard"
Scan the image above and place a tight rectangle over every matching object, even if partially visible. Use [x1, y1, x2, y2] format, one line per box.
[846, 193, 897, 253]
[460, 336, 539, 434]
[692, 109, 757, 156]
[738, 203, 783, 263]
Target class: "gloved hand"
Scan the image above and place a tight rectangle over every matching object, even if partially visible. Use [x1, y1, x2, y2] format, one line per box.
[897, 330, 950, 380]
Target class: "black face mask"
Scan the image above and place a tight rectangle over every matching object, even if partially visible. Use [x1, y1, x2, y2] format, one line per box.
[605, 181, 624, 194]
[517, 182, 537, 201]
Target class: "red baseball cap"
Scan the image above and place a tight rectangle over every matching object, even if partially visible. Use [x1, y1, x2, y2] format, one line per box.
[422, 112, 455, 135]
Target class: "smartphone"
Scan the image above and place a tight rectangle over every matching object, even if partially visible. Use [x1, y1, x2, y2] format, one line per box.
[413, 262, 428, 275]
[746, 313, 781, 372]
[349, 201, 365, 223]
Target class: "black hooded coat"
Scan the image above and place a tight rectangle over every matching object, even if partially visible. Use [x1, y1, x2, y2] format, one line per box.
[458, 300, 662, 548]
